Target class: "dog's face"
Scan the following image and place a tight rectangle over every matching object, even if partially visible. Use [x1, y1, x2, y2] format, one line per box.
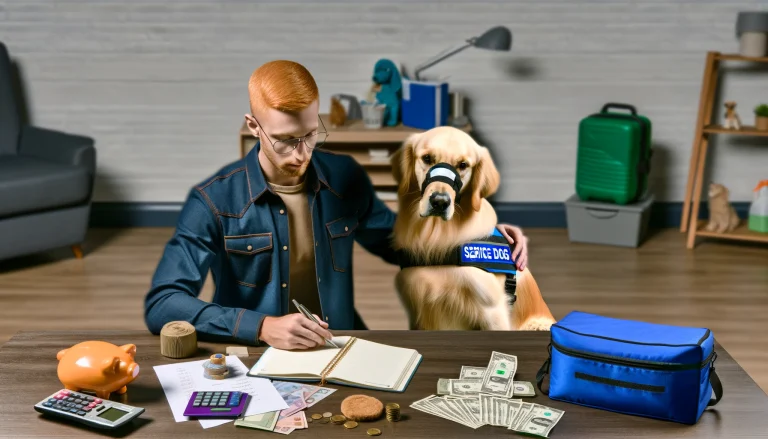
[724, 101, 735, 110]
[390, 126, 500, 221]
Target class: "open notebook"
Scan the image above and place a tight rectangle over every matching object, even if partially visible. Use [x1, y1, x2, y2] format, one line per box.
[247, 336, 422, 393]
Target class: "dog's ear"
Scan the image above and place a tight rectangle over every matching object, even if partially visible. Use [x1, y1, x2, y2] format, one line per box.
[391, 132, 419, 196]
[469, 146, 501, 211]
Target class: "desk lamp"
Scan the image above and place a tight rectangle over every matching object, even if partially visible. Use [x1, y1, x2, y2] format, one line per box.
[413, 25, 512, 80]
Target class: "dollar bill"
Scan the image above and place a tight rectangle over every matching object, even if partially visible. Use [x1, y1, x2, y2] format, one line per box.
[234, 410, 280, 431]
[437, 378, 450, 395]
[512, 381, 536, 397]
[411, 395, 482, 429]
[495, 397, 514, 427]
[479, 351, 518, 398]
[503, 399, 523, 427]
[512, 404, 564, 437]
[459, 366, 486, 379]
[304, 386, 336, 407]
[479, 393, 494, 425]
[448, 379, 481, 397]
[508, 402, 533, 430]
[276, 411, 307, 429]
[461, 397, 481, 424]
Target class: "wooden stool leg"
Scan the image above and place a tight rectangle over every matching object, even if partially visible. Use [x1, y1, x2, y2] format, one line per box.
[71, 245, 83, 259]
[682, 52, 717, 232]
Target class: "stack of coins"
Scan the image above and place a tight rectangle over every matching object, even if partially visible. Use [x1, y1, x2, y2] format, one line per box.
[331, 414, 346, 425]
[202, 354, 229, 380]
[385, 402, 401, 422]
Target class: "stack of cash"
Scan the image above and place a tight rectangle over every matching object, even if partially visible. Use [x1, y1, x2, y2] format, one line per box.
[409, 351, 564, 437]
[234, 380, 337, 435]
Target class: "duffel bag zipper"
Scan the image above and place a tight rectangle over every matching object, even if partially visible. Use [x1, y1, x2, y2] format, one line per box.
[550, 341, 716, 371]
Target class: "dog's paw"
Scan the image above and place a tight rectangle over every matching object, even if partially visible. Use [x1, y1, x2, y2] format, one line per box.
[518, 317, 556, 331]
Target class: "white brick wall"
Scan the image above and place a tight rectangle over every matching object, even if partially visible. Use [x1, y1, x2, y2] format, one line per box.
[2, 0, 767, 202]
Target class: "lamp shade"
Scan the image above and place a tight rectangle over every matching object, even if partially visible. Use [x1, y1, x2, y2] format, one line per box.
[472, 26, 512, 51]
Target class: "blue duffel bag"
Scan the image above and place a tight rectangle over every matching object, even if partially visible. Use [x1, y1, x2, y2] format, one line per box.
[536, 311, 723, 424]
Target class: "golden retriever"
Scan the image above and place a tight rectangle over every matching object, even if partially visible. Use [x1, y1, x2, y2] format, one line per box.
[390, 126, 556, 331]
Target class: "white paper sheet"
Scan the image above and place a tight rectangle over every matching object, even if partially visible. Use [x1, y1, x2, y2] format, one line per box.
[153, 355, 288, 429]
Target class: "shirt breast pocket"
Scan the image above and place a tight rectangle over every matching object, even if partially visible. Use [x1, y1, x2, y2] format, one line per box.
[224, 233, 273, 287]
[326, 215, 359, 273]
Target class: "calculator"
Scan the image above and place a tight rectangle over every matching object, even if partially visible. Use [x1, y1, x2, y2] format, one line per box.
[183, 391, 249, 418]
[33, 389, 145, 430]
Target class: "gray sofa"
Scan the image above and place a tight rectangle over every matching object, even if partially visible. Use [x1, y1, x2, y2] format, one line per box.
[0, 41, 96, 261]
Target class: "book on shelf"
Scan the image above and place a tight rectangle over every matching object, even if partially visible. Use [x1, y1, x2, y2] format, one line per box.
[375, 191, 397, 201]
[368, 148, 391, 163]
[247, 336, 422, 393]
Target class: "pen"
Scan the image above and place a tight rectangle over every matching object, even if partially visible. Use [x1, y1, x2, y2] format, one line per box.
[292, 299, 339, 348]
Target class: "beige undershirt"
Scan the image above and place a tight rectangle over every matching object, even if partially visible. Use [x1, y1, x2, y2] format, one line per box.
[268, 180, 322, 317]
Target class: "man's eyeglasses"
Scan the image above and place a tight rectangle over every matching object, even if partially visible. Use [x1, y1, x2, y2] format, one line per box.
[253, 116, 329, 155]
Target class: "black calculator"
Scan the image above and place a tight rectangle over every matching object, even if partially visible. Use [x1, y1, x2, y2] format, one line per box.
[34, 389, 145, 430]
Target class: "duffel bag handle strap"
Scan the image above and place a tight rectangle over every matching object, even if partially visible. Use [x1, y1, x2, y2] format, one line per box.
[708, 352, 723, 406]
[535, 343, 552, 396]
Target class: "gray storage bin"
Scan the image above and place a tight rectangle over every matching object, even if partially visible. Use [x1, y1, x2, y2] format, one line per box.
[565, 193, 655, 248]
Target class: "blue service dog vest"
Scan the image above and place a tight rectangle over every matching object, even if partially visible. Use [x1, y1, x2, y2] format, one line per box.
[536, 311, 723, 424]
[396, 228, 518, 302]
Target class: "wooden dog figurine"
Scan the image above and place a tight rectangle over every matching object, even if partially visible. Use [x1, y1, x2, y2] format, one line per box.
[724, 101, 742, 130]
[705, 182, 740, 233]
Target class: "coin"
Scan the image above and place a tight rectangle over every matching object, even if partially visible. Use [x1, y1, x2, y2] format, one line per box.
[331, 414, 346, 424]
[344, 421, 358, 429]
[311, 413, 323, 420]
[323, 412, 332, 418]
[319, 418, 330, 424]
[367, 428, 382, 436]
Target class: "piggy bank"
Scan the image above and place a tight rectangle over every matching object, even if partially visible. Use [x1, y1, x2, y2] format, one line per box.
[56, 341, 140, 399]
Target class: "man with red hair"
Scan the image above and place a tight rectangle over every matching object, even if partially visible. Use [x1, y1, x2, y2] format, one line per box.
[144, 60, 530, 350]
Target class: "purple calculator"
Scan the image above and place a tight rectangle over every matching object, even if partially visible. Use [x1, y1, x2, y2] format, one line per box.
[183, 391, 248, 418]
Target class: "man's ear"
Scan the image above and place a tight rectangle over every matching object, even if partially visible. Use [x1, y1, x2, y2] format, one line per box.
[244, 114, 260, 138]
[470, 146, 501, 211]
[391, 132, 420, 196]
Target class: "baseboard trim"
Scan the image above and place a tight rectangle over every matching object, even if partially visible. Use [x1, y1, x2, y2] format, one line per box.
[90, 201, 752, 229]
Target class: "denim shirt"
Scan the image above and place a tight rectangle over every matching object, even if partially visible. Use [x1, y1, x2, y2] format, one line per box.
[144, 142, 398, 345]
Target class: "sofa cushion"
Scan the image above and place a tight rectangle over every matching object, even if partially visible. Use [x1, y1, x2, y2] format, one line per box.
[0, 155, 91, 218]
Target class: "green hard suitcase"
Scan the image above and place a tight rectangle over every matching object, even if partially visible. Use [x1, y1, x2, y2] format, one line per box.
[576, 103, 652, 205]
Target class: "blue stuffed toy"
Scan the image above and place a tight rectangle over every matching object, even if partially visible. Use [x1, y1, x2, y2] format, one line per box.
[371, 58, 402, 126]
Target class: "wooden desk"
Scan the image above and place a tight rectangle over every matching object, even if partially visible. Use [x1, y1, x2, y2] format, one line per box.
[240, 115, 472, 212]
[2, 330, 767, 438]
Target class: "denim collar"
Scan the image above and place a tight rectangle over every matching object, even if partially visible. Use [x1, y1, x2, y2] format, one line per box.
[245, 140, 339, 201]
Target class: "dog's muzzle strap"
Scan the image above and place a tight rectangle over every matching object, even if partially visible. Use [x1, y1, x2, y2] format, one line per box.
[421, 163, 463, 203]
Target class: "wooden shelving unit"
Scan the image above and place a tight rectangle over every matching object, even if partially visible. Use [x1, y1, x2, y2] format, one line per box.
[681, 51, 768, 248]
[239, 114, 472, 212]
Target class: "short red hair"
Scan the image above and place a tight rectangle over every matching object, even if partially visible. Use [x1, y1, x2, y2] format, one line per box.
[248, 60, 319, 115]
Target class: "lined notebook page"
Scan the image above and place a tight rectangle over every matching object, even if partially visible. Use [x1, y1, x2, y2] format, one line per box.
[252, 336, 353, 378]
[329, 339, 417, 389]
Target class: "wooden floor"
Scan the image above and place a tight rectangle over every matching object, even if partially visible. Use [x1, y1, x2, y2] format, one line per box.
[1, 227, 767, 392]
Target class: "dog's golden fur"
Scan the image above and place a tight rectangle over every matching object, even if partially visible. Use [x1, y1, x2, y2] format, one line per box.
[390, 126, 556, 331]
